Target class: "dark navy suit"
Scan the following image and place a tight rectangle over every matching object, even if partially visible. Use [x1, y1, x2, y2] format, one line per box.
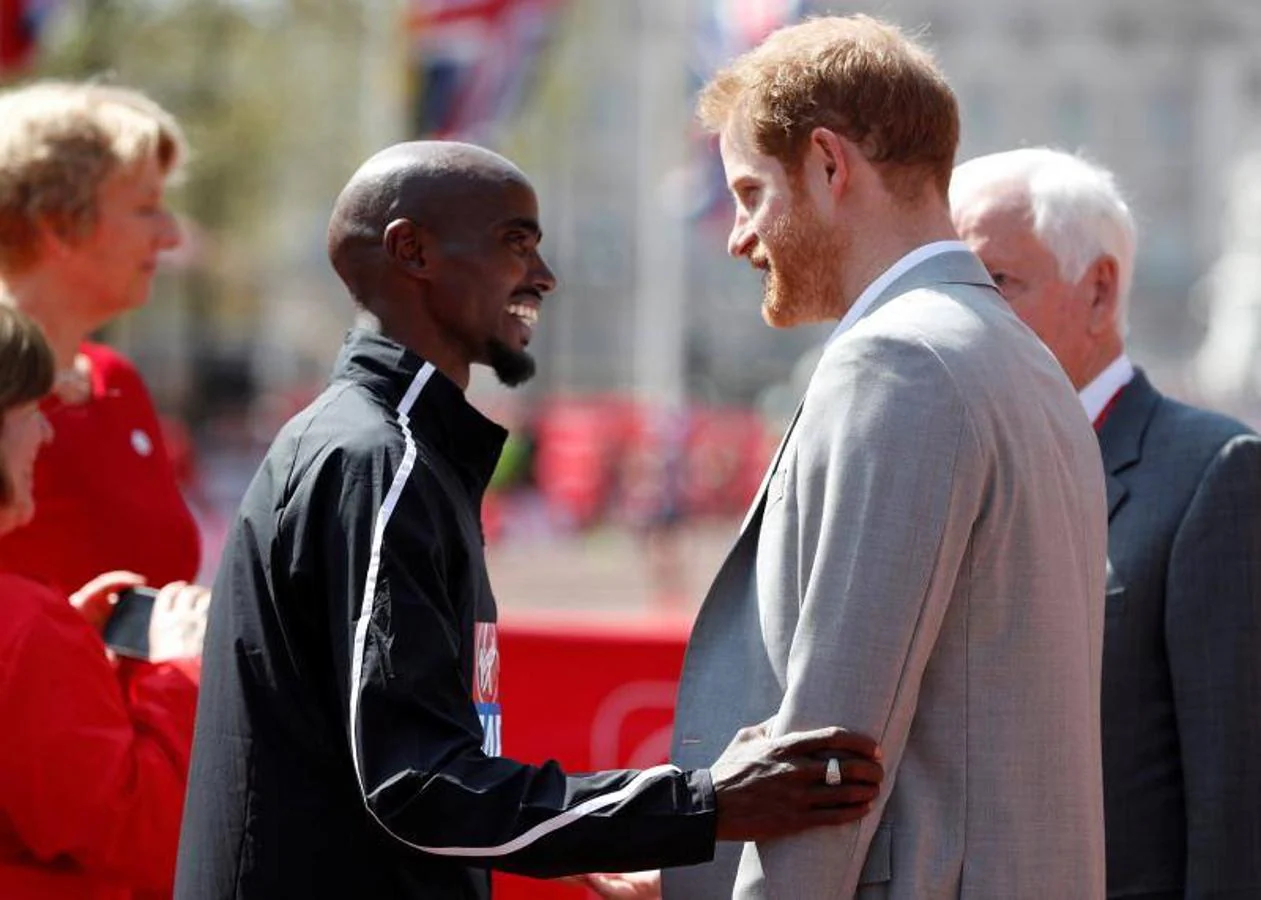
[1099, 369, 1261, 899]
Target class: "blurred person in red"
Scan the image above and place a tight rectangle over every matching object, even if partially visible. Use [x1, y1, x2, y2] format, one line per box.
[0, 80, 206, 600]
[0, 304, 209, 898]
[620, 406, 690, 609]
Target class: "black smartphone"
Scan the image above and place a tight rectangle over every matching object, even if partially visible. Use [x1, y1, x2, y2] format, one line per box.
[102, 586, 158, 660]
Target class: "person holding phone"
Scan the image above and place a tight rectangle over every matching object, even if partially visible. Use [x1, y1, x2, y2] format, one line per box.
[0, 304, 209, 898]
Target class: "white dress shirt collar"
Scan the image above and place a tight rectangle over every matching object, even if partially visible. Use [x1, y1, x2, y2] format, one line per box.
[1078, 354, 1135, 424]
[826, 240, 972, 347]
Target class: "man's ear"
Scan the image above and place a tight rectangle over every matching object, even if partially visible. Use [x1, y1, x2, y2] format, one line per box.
[1085, 254, 1120, 333]
[383, 218, 427, 276]
[807, 127, 851, 200]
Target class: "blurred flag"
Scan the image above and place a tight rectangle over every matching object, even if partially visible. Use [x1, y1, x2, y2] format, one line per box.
[694, 0, 806, 76]
[0, 0, 56, 73]
[686, 0, 807, 225]
[407, 0, 569, 139]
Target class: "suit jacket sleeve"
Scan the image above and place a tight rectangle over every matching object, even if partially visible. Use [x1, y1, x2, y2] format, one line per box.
[320, 444, 716, 878]
[1165, 433, 1261, 897]
[736, 333, 985, 898]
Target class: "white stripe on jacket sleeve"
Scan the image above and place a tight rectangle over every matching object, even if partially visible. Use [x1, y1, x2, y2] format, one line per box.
[346, 362, 682, 858]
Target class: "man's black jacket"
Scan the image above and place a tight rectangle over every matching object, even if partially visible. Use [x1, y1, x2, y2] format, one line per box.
[175, 330, 715, 899]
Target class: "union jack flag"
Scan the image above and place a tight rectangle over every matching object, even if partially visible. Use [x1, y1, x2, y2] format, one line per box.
[687, 0, 807, 226]
[408, 0, 569, 140]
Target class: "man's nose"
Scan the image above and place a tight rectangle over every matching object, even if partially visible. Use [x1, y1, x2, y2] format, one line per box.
[532, 254, 557, 294]
[727, 213, 755, 258]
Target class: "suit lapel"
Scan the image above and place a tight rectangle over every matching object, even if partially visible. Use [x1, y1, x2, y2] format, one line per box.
[736, 251, 994, 537]
[686, 249, 999, 715]
[739, 400, 803, 535]
[1096, 369, 1160, 519]
[1104, 474, 1128, 521]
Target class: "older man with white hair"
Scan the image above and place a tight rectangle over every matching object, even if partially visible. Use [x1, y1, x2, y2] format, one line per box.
[952, 147, 1261, 900]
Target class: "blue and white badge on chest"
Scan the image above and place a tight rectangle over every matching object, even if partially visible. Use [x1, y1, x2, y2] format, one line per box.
[473, 621, 502, 756]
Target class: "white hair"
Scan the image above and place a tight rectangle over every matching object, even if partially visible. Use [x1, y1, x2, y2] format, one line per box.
[950, 147, 1137, 329]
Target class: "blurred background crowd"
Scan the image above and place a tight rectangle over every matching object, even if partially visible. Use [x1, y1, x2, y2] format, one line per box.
[4, 0, 1261, 611]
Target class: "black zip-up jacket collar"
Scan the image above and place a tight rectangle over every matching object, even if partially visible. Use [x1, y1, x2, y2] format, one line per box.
[333, 328, 506, 503]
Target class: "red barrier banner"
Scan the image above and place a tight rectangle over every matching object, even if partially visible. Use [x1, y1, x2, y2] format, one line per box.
[492, 612, 691, 899]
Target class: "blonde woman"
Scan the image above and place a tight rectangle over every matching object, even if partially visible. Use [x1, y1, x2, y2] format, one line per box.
[0, 81, 204, 600]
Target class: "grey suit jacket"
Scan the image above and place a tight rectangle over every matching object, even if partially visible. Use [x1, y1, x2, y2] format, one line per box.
[1097, 372, 1261, 899]
[664, 251, 1108, 899]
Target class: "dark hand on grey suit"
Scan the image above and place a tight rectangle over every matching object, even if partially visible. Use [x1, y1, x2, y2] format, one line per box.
[710, 723, 884, 842]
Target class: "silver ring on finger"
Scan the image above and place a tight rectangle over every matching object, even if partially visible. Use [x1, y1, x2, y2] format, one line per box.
[825, 757, 843, 786]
